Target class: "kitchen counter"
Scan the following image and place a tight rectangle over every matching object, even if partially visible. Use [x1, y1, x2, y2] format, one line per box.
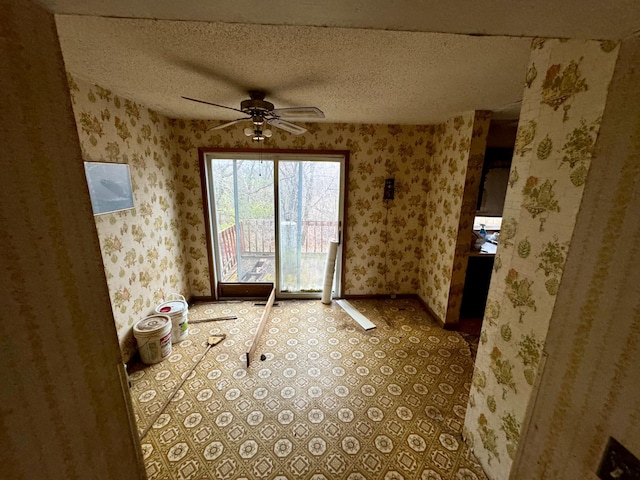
[469, 241, 497, 256]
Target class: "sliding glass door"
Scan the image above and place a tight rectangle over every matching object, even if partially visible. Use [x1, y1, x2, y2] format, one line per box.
[205, 151, 345, 299]
[278, 160, 341, 294]
[210, 158, 275, 284]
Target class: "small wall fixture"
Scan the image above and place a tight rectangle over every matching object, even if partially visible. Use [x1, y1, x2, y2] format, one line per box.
[384, 178, 395, 200]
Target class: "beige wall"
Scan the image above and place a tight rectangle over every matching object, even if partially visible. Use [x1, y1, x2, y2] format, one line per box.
[418, 112, 490, 324]
[512, 32, 640, 479]
[69, 75, 189, 361]
[464, 38, 620, 479]
[0, 1, 144, 478]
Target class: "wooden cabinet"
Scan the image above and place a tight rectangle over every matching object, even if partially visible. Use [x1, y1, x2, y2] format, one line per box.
[460, 254, 494, 319]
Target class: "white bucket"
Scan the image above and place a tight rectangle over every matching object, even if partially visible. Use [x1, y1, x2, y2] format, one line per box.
[155, 293, 189, 344]
[134, 314, 172, 364]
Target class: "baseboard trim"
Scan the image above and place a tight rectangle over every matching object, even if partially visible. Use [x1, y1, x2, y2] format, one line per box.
[414, 294, 451, 329]
[188, 295, 216, 305]
[339, 293, 416, 300]
[340, 293, 454, 329]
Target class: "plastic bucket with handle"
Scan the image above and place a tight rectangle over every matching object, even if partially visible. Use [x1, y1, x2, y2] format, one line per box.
[133, 314, 172, 364]
[155, 293, 189, 343]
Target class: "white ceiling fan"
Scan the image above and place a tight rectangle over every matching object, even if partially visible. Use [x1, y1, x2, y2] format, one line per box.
[182, 90, 324, 140]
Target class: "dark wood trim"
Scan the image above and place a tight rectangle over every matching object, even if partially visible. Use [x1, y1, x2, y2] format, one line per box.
[339, 150, 350, 298]
[218, 282, 274, 299]
[188, 295, 217, 306]
[198, 149, 217, 298]
[246, 287, 276, 368]
[414, 294, 451, 329]
[340, 293, 416, 300]
[198, 147, 350, 157]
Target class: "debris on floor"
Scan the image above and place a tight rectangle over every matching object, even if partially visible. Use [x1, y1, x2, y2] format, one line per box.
[336, 299, 377, 330]
[189, 315, 237, 324]
[139, 333, 226, 439]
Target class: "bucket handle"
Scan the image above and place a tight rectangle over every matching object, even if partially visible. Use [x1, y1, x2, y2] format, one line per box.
[167, 292, 186, 303]
[136, 337, 151, 351]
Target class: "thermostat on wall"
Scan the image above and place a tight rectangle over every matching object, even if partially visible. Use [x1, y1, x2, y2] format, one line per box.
[384, 178, 395, 200]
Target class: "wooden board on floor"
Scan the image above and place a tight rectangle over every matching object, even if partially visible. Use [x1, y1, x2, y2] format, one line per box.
[246, 287, 276, 368]
[336, 299, 377, 330]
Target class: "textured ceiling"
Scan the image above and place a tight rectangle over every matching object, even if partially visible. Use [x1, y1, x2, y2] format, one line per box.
[55, 16, 530, 124]
[46, 1, 640, 125]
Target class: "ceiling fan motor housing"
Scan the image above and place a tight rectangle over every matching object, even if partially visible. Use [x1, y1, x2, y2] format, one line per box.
[241, 98, 275, 114]
[241, 90, 274, 116]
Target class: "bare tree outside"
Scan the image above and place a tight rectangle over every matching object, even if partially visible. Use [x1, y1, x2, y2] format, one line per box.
[279, 161, 340, 292]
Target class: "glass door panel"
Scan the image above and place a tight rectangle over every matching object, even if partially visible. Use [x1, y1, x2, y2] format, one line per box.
[278, 160, 341, 294]
[211, 159, 275, 284]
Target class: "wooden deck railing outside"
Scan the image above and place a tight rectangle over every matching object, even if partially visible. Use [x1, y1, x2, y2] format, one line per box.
[218, 220, 338, 279]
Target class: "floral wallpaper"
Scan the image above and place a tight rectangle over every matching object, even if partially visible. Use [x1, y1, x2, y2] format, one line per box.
[512, 32, 640, 478]
[68, 75, 189, 361]
[418, 112, 491, 324]
[67, 73, 489, 361]
[463, 39, 620, 479]
[170, 121, 439, 297]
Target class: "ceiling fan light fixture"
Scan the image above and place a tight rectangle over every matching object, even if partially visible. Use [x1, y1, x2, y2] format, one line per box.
[245, 127, 272, 142]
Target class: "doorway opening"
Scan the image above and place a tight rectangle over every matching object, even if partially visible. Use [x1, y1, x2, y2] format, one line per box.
[200, 149, 347, 299]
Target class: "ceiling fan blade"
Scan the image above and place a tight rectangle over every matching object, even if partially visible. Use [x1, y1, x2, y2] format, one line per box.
[271, 106, 325, 119]
[209, 118, 250, 130]
[182, 96, 244, 114]
[268, 118, 308, 135]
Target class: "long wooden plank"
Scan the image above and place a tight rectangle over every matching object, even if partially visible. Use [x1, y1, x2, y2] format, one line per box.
[246, 287, 276, 367]
[336, 299, 377, 330]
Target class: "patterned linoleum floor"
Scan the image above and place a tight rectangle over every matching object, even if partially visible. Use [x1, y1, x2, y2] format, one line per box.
[128, 298, 488, 480]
